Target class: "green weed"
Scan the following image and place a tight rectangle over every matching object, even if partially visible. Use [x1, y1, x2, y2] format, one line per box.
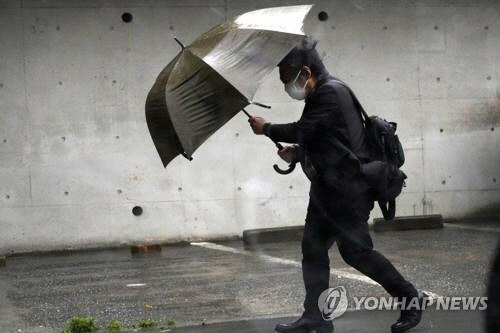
[61, 316, 97, 333]
[106, 319, 123, 331]
[138, 318, 158, 328]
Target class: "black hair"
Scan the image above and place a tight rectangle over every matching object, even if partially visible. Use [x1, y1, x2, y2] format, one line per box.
[278, 37, 329, 78]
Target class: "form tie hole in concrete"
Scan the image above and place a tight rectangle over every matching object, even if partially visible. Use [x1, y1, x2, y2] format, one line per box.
[237, 186, 242, 191]
[491, 128, 495, 131]
[112, 80, 116, 84]
[169, 25, 175, 31]
[61, 136, 66, 141]
[117, 189, 122, 194]
[440, 128, 444, 133]
[383, 25, 388, 30]
[386, 77, 391, 82]
[436, 77, 441, 82]
[5, 194, 10, 199]
[58, 81, 63, 86]
[289, 185, 293, 189]
[3, 139, 6, 143]
[178, 187, 182, 191]
[442, 180, 446, 185]
[64, 191, 69, 196]
[318, 11, 329, 22]
[485, 26, 489, 30]
[132, 206, 143, 216]
[122, 12, 133, 23]
[487, 76, 492, 81]
[434, 25, 439, 30]
[115, 135, 120, 139]
[56, 25, 60, 31]
[235, 133, 239, 137]
[493, 178, 497, 183]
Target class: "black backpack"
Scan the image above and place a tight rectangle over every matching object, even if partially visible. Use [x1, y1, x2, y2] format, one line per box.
[333, 80, 407, 220]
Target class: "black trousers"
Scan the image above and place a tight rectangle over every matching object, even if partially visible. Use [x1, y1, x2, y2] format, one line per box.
[486, 239, 500, 332]
[301, 180, 418, 319]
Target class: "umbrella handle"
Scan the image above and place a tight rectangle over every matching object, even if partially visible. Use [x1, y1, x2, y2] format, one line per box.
[273, 161, 297, 175]
[272, 141, 297, 175]
[242, 108, 297, 175]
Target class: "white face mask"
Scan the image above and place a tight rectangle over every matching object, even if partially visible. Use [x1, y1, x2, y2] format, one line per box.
[284, 69, 308, 100]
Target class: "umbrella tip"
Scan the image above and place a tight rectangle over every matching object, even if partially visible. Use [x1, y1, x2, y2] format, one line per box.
[174, 37, 185, 50]
[181, 152, 193, 161]
[250, 101, 272, 109]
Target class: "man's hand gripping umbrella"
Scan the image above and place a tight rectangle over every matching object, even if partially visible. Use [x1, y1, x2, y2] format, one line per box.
[244, 108, 297, 175]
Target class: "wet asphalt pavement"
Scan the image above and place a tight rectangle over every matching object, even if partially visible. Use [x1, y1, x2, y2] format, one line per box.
[0, 221, 498, 333]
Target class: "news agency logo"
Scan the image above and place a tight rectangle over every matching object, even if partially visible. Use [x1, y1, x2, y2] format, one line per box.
[318, 286, 488, 321]
[352, 295, 488, 311]
[318, 286, 349, 320]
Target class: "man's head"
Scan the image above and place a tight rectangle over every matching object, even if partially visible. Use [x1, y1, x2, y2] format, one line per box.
[278, 37, 328, 100]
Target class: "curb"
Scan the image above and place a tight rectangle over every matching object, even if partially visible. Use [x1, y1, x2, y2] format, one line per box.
[373, 214, 443, 232]
[243, 215, 445, 244]
[243, 225, 304, 245]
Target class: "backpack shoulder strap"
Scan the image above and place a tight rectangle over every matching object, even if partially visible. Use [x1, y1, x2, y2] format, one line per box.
[379, 200, 396, 220]
[330, 79, 370, 123]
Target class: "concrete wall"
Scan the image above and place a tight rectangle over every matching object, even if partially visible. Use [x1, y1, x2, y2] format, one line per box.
[1, 0, 499, 254]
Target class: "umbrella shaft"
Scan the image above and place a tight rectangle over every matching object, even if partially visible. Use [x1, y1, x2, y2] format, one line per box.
[243, 108, 283, 150]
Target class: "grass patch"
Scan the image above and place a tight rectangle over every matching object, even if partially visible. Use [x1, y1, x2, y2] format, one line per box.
[106, 320, 123, 331]
[61, 316, 98, 333]
[60, 315, 173, 332]
[138, 318, 158, 328]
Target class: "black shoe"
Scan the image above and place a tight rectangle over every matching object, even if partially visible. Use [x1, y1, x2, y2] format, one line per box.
[275, 315, 333, 333]
[391, 292, 425, 333]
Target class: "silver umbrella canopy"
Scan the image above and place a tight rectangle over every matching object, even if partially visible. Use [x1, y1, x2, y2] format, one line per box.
[145, 5, 313, 167]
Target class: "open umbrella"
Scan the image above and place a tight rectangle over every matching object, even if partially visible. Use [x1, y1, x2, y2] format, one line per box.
[145, 5, 313, 172]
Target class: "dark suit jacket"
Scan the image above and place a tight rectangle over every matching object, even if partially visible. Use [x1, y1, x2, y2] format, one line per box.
[267, 74, 371, 196]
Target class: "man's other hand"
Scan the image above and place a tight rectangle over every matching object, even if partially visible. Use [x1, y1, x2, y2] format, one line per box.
[278, 145, 297, 163]
[248, 116, 266, 135]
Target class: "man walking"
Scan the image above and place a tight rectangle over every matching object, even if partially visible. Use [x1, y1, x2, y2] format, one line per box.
[249, 39, 423, 333]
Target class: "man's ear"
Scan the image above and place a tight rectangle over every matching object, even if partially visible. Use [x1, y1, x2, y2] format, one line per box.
[301, 66, 312, 79]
